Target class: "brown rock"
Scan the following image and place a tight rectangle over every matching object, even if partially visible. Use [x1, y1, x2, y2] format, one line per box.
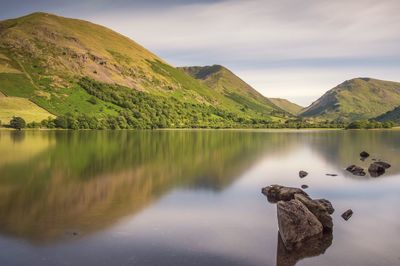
[341, 209, 353, 221]
[277, 199, 323, 250]
[346, 165, 366, 176]
[294, 194, 333, 231]
[262, 185, 308, 203]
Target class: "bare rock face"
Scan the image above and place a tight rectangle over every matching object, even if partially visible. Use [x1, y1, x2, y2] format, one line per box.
[294, 194, 334, 231]
[346, 165, 366, 176]
[262, 185, 308, 203]
[277, 199, 323, 250]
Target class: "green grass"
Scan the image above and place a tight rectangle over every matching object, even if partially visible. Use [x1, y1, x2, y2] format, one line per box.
[0, 97, 55, 123]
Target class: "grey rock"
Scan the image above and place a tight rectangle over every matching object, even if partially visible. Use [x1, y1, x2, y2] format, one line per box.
[277, 199, 323, 250]
[326, 173, 338, 177]
[346, 165, 366, 176]
[301, 185, 308, 189]
[341, 209, 353, 221]
[299, 171, 308, 178]
[262, 185, 308, 203]
[360, 151, 370, 158]
[294, 194, 333, 231]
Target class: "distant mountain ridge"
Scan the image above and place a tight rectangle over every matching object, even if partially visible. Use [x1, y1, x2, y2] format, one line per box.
[269, 98, 303, 115]
[179, 65, 288, 116]
[300, 78, 400, 122]
[0, 12, 285, 128]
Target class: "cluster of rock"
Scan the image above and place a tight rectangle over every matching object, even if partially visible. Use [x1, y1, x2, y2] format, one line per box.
[346, 151, 391, 177]
[262, 185, 334, 250]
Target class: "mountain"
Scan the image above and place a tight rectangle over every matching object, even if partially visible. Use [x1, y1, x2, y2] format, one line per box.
[374, 106, 400, 124]
[0, 12, 284, 128]
[269, 98, 303, 115]
[300, 78, 400, 122]
[179, 65, 287, 117]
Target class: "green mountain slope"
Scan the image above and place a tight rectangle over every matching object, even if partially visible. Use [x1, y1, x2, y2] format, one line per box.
[300, 78, 400, 122]
[179, 65, 287, 117]
[269, 98, 303, 115]
[374, 106, 400, 124]
[0, 12, 284, 127]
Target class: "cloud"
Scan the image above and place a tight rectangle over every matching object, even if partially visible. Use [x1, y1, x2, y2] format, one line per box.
[1, 0, 399, 105]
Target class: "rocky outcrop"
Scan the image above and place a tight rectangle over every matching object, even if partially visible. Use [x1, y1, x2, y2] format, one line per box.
[261, 185, 308, 203]
[294, 194, 333, 231]
[346, 165, 366, 176]
[262, 185, 334, 250]
[277, 200, 323, 250]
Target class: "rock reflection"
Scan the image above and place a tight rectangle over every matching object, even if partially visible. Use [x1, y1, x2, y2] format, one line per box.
[276, 232, 333, 266]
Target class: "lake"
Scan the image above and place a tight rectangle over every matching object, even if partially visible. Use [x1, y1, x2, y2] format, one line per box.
[0, 129, 399, 266]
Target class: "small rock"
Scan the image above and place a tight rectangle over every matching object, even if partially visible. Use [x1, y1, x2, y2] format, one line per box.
[341, 209, 353, 221]
[346, 165, 366, 176]
[299, 171, 308, 178]
[368, 162, 386, 177]
[301, 185, 308, 189]
[326, 173, 338, 177]
[277, 199, 323, 250]
[360, 151, 370, 158]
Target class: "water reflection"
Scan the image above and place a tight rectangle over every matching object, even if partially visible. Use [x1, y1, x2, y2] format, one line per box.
[276, 232, 333, 266]
[0, 129, 399, 266]
[0, 130, 296, 242]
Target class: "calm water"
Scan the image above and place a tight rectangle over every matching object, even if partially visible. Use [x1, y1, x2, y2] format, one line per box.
[0, 129, 399, 266]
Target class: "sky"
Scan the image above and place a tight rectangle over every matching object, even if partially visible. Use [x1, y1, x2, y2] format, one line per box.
[1, 0, 399, 106]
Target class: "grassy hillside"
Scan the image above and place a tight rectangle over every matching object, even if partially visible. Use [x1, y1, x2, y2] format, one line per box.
[375, 106, 400, 124]
[0, 12, 284, 128]
[0, 97, 54, 123]
[179, 65, 287, 118]
[300, 78, 400, 122]
[269, 98, 303, 115]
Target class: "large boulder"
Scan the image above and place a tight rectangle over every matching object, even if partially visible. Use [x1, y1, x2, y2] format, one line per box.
[294, 194, 334, 231]
[277, 199, 323, 250]
[346, 165, 366, 176]
[262, 185, 308, 203]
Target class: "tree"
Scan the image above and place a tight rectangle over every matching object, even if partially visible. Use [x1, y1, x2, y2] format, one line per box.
[10, 116, 26, 130]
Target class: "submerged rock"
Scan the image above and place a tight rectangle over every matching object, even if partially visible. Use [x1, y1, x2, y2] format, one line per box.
[341, 209, 353, 221]
[299, 171, 308, 178]
[326, 173, 338, 177]
[346, 165, 366, 176]
[261, 185, 308, 203]
[294, 194, 333, 231]
[277, 199, 323, 250]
